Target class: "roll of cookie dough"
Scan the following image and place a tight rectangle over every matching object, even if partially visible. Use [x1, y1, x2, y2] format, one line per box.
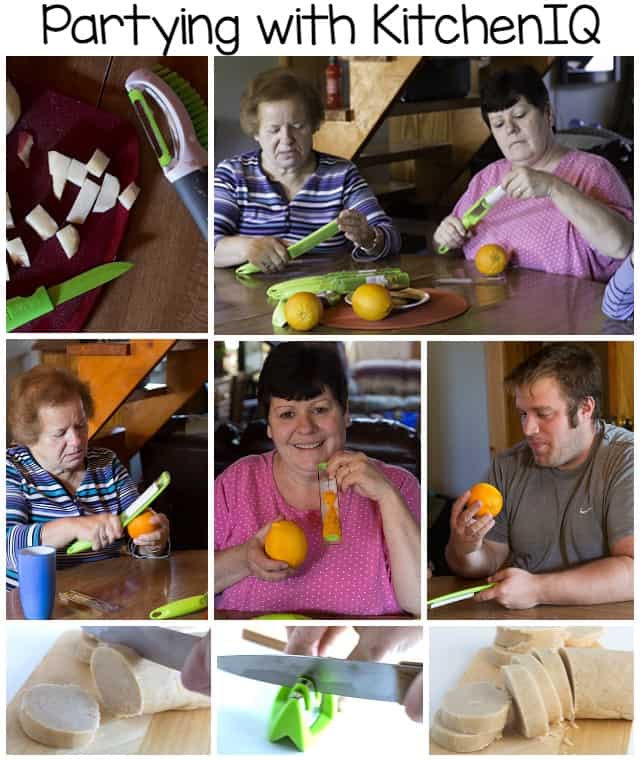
[532, 648, 574, 721]
[495, 626, 567, 652]
[501, 664, 549, 738]
[564, 626, 604, 648]
[510, 653, 562, 724]
[439, 682, 510, 734]
[430, 710, 499, 753]
[559, 648, 632, 720]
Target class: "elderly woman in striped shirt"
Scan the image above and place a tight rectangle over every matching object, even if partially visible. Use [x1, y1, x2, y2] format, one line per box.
[214, 68, 401, 272]
[6, 367, 170, 589]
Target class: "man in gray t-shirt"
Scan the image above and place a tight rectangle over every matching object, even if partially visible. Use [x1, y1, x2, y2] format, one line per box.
[445, 344, 633, 609]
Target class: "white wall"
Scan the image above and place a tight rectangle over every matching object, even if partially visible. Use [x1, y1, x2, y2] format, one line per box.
[213, 56, 279, 164]
[427, 342, 491, 497]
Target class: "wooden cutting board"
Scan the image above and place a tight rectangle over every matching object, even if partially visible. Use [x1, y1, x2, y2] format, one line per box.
[430, 647, 631, 755]
[6, 631, 210, 754]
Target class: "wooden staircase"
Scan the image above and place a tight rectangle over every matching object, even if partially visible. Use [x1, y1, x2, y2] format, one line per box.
[37, 340, 207, 463]
[284, 56, 554, 210]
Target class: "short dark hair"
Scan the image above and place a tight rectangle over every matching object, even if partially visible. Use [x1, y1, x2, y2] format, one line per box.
[258, 343, 348, 414]
[240, 67, 324, 137]
[504, 343, 601, 426]
[480, 65, 550, 127]
[9, 366, 95, 445]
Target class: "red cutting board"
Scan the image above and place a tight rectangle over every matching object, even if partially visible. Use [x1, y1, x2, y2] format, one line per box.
[321, 288, 469, 330]
[6, 81, 139, 332]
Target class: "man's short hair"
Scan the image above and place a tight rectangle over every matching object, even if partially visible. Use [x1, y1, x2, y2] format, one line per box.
[504, 343, 602, 426]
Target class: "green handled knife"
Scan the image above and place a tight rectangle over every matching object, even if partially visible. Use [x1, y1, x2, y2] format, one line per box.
[7, 261, 134, 332]
[236, 219, 340, 277]
[66, 471, 171, 555]
[149, 592, 208, 620]
[427, 582, 496, 608]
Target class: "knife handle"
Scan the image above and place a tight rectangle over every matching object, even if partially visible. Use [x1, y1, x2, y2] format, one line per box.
[149, 592, 208, 620]
[6, 286, 55, 331]
[396, 661, 423, 702]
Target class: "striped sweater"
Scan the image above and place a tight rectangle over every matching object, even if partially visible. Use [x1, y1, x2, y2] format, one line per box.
[214, 150, 401, 261]
[6, 446, 139, 589]
[602, 254, 634, 321]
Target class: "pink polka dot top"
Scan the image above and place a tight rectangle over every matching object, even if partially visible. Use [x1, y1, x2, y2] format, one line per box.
[453, 150, 632, 283]
[214, 451, 421, 616]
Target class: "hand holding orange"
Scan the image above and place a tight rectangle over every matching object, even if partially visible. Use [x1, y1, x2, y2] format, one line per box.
[264, 520, 308, 567]
[127, 511, 158, 539]
[467, 482, 503, 517]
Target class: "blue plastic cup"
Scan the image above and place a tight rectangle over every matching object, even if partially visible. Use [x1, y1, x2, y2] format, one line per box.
[17, 546, 56, 619]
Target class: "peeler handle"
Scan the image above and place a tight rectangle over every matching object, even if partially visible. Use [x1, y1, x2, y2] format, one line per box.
[173, 167, 208, 241]
[149, 593, 208, 619]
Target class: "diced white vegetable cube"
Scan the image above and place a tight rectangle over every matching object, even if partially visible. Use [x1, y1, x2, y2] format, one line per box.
[25, 204, 58, 240]
[68, 159, 88, 187]
[17, 131, 34, 168]
[93, 173, 120, 213]
[66, 178, 100, 224]
[118, 182, 141, 211]
[48, 151, 72, 199]
[56, 224, 80, 259]
[6, 192, 14, 229]
[7, 237, 31, 267]
[86, 148, 110, 178]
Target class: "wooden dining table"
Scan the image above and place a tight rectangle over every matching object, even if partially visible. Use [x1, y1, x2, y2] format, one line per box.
[7, 56, 207, 332]
[7, 550, 208, 620]
[214, 251, 631, 336]
[427, 576, 633, 620]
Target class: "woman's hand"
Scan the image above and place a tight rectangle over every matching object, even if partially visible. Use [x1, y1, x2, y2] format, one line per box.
[245, 237, 289, 272]
[338, 209, 376, 250]
[326, 450, 396, 503]
[131, 510, 170, 552]
[502, 165, 556, 199]
[246, 520, 297, 582]
[68, 514, 124, 551]
[433, 214, 468, 251]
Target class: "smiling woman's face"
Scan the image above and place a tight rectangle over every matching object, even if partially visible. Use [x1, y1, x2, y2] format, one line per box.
[30, 396, 89, 475]
[267, 389, 348, 476]
[487, 96, 554, 167]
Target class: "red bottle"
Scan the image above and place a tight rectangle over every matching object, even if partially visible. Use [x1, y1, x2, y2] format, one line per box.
[325, 57, 342, 109]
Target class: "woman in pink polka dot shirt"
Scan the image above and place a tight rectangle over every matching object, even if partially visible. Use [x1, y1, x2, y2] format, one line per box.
[214, 343, 421, 617]
[434, 66, 633, 282]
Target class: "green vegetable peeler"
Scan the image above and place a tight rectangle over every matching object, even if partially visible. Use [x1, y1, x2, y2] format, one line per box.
[268, 676, 336, 752]
[438, 186, 506, 254]
[236, 219, 340, 277]
[66, 471, 171, 555]
[149, 592, 208, 620]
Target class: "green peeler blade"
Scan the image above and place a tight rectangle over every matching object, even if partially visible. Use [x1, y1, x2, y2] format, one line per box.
[66, 471, 171, 555]
[268, 677, 336, 752]
[149, 592, 208, 620]
[236, 219, 340, 277]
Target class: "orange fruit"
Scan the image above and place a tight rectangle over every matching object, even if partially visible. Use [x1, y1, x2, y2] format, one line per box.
[351, 283, 393, 321]
[127, 511, 157, 539]
[264, 520, 308, 567]
[284, 292, 323, 332]
[474, 244, 508, 276]
[467, 483, 504, 517]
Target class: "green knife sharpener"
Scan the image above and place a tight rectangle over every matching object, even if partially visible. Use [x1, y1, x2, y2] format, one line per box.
[268, 677, 336, 752]
[149, 592, 208, 620]
[66, 471, 171, 555]
[6, 286, 55, 332]
[236, 219, 340, 277]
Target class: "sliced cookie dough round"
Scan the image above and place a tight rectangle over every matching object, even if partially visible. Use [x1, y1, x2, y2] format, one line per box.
[495, 626, 567, 652]
[19, 683, 100, 749]
[501, 664, 549, 738]
[510, 653, 562, 724]
[532, 648, 574, 721]
[440, 681, 510, 734]
[559, 647, 632, 720]
[431, 710, 500, 753]
[564, 626, 604, 648]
